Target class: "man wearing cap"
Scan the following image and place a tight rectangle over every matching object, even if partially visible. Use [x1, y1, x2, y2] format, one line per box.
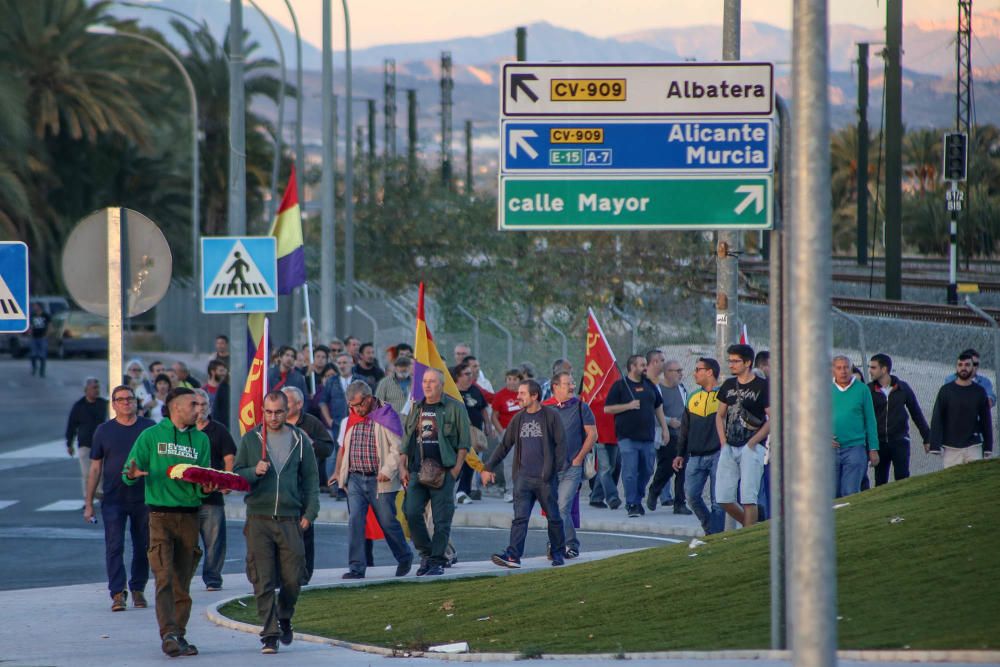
[123, 387, 215, 658]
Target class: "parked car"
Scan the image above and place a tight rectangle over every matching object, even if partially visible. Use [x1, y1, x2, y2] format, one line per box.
[48, 309, 108, 359]
[2, 296, 70, 357]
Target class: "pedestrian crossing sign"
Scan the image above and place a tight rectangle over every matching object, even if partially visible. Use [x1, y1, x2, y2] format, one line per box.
[0, 241, 29, 333]
[200, 237, 278, 314]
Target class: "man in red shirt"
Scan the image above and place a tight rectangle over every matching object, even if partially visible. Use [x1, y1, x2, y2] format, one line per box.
[490, 369, 524, 502]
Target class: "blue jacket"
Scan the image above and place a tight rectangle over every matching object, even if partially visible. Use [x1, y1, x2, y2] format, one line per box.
[321, 375, 355, 426]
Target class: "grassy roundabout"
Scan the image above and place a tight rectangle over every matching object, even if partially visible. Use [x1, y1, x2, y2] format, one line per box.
[220, 459, 999, 654]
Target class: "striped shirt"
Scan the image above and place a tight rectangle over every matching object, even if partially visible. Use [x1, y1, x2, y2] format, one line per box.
[348, 420, 379, 474]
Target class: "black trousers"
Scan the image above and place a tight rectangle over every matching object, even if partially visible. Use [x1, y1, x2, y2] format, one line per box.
[874, 437, 911, 486]
[647, 442, 686, 507]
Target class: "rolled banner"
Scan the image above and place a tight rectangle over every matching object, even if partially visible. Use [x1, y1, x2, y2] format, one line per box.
[167, 464, 251, 492]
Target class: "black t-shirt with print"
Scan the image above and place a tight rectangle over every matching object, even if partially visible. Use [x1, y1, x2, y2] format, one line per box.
[606, 377, 663, 442]
[717, 375, 769, 446]
[460, 385, 487, 430]
[417, 404, 444, 464]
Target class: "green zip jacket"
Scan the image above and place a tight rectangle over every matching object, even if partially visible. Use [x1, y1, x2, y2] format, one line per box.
[234, 425, 319, 523]
[122, 419, 210, 508]
[401, 396, 471, 469]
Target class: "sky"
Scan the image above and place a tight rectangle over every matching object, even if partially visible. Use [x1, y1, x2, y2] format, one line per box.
[252, 0, 996, 50]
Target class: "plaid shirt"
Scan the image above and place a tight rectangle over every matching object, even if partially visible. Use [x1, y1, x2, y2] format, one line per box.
[348, 419, 379, 474]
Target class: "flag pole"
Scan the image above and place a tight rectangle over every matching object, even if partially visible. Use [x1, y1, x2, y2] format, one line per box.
[304, 283, 316, 395]
[262, 317, 269, 459]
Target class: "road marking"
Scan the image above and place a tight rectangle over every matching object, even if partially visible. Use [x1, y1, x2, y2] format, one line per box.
[0, 526, 102, 540]
[37, 500, 84, 512]
[577, 530, 684, 543]
[0, 440, 67, 459]
[0, 500, 18, 510]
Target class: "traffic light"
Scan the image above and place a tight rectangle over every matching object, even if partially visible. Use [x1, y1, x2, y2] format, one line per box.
[943, 132, 968, 182]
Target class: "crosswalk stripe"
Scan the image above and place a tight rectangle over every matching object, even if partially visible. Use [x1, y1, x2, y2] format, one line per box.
[37, 500, 85, 512]
[0, 500, 18, 510]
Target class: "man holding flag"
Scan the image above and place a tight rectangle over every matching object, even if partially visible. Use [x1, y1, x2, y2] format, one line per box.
[580, 310, 623, 510]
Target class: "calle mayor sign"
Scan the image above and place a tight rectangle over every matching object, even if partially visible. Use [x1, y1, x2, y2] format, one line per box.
[498, 62, 775, 231]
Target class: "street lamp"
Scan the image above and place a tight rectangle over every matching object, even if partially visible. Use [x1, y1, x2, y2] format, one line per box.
[247, 0, 286, 223]
[86, 26, 199, 288]
[282, 0, 305, 209]
[341, 0, 355, 336]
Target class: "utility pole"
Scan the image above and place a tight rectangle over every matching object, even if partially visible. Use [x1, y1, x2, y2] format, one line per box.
[715, 0, 740, 364]
[441, 52, 454, 189]
[227, 0, 247, 439]
[516, 26, 526, 61]
[465, 120, 474, 195]
[343, 0, 355, 339]
[950, 0, 973, 304]
[384, 59, 397, 161]
[856, 43, 869, 266]
[321, 0, 337, 340]
[408, 89, 418, 183]
[367, 98, 376, 199]
[355, 125, 365, 203]
[788, 0, 837, 664]
[884, 0, 903, 300]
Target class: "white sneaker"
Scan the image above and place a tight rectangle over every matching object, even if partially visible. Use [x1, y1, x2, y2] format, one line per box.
[456, 491, 472, 504]
[504, 492, 514, 503]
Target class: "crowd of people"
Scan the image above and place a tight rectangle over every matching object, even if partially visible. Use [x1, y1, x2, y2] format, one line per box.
[63, 334, 995, 657]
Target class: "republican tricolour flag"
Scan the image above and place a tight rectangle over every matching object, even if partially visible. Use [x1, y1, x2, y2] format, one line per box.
[579, 308, 620, 444]
[269, 165, 306, 294]
[412, 283, 462, 403]
[239, 317, 269, 436]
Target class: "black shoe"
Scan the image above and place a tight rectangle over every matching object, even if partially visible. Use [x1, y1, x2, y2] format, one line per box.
[261, 637, 279, 654]
[638, 504, 646, 515]
[342, 571, 365, 580]
[424, 564, 445, 576]
[469, 489, 482, 500]
[444, 555, 458, 568]
[565, 547, 580, 559]
[491, 551, 521, 568]
[551, 555, 565, 566]
[646, 492, 658, 512]
[395, 558, 413, 577]
[177, 637, 198, 656]
[673, 505, 693, 515]
[161, 633, 182, 657]
[415, 559, 430, 576]
[627, 504, 641, 518]
[589, 500, 608, 508]
[608, 498, 622, 510]
[279, 619, 293, 646]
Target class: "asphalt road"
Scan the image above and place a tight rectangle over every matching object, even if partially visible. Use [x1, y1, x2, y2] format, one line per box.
[0, 357, 672, 591]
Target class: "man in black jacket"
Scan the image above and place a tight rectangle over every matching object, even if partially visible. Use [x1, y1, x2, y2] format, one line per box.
[930, 352, 994, 468]
[867, 353, 931, 485]
[482, 379, 567, 568]
[67, 377, 109, 502]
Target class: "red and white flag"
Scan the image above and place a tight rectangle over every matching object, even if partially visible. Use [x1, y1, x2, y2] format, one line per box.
[579, 309, 621, 444]
[739, 323, 750, 346]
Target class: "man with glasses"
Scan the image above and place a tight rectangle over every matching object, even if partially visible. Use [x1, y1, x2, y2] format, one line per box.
[545, 372, 596, 558]
[84, 385, 155, 611]
[930, 352, 994, 468]
[604, 355, 670, 518]
[646, 353, 692, 515]
[715, 344, 770, 527]
[193, 389, 237, 592]
[67, 377, 109, 502]
[867, 353, 930, 485]
[234, 391, 319, 654]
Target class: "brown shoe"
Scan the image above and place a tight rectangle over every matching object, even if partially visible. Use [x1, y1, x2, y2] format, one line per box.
[111, 591, 127, 612]
[131, 591, 147, 608]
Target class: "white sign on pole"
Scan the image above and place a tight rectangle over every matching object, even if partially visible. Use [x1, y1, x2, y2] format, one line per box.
[502, 62, 774, 117]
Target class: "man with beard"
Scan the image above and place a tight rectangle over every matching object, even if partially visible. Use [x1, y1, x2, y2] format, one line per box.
[376, 355, 414, 415]
[930, 352, 994, 468]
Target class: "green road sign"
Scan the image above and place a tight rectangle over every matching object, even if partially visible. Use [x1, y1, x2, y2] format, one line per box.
[499, 175, 773, 230]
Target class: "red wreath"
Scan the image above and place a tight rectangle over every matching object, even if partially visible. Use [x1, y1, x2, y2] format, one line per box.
[167, 464, 251, 492]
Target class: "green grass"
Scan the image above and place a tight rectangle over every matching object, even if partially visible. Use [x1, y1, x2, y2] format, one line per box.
[220, 459, 1000, 654]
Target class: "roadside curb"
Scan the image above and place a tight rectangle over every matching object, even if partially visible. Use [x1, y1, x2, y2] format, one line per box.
[206, 560, 1000, 664]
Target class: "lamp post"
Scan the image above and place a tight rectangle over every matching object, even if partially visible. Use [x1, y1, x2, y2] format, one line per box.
[341, 0, 355, 336]
[282, 0, 305, 208]
[87, 27, 199, 289]
[247, 0, 286, 223]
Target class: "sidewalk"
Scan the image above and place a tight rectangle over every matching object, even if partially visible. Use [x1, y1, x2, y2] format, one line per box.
[223, 486, 706, 538]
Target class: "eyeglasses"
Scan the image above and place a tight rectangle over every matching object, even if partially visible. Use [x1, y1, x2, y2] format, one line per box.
[113, 396, 136, 403]
[727, 359, 745, 365]
[694, 366, 708, 373]
[667, 368, 682, 373]
[348, 399, 367, 408]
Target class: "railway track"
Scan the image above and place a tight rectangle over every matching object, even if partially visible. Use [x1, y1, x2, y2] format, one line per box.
[742, 294, 1000, 327]
[742, 264, 1000, 293]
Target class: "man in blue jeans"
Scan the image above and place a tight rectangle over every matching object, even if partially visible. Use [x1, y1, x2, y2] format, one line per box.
[482, 379, 567, 567]
[832, 355, 879, 497]
[83, 384, 155, 611]
[588, 442, 621, 509]
[545, 372, 597, 558]
[193, 389, 237, 591]
[604, 355, 669, 518]
[672, 357, 726, 535]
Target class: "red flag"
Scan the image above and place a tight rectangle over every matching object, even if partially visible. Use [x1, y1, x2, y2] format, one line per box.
[739, 323, 749, 345]
[239, 318, 269, 437]
[579, 309, 620, 444]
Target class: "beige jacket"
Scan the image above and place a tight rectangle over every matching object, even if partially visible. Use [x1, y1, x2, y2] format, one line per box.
[335, 418, 403, 495]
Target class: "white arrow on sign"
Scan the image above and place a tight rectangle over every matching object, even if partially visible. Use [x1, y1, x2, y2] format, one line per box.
[508, 129, 539, 160]
[733, 184, 765, 215]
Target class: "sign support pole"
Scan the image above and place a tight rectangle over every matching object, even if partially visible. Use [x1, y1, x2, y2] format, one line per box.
[107, 207, 127, 417]
[716, 0, 741, 366]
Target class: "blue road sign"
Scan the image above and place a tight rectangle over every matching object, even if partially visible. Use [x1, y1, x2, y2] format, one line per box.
[502, 118, 773, 173]
[0, 242, 29, 333]
[201, 237, 277, 314]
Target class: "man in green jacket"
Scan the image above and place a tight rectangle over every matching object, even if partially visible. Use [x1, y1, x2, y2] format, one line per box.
[234, 391, 319, 654]
[832, 355, 879, 497]
[123, 387, 214, 658]
[399, 368, 470, 577]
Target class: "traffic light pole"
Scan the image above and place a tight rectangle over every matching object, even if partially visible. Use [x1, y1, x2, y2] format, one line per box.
[948, 181, 959, 304]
